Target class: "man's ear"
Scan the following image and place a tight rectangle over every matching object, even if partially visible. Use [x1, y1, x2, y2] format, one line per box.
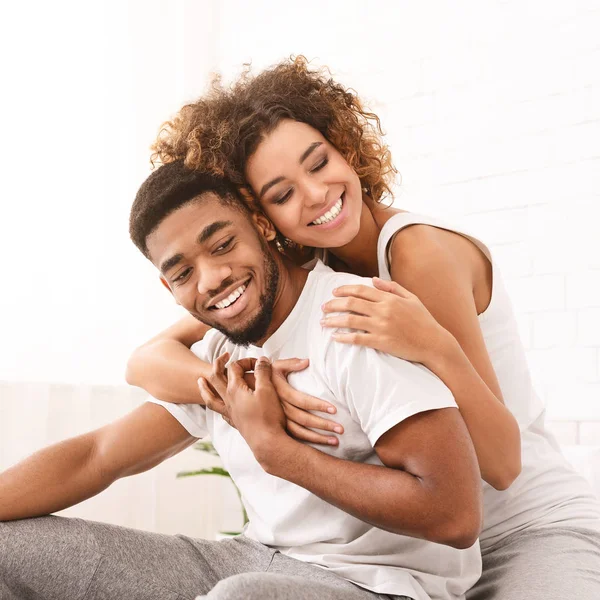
[252, 213, 278, 242]
[160, 276, 180, 305]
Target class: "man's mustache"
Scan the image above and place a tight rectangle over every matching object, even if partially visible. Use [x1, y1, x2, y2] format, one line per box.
[206, 277, 241, 302]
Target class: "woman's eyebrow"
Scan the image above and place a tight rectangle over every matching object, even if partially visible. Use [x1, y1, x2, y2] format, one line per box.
[299, 142, 322, 164]
[258, 142, 323, 198]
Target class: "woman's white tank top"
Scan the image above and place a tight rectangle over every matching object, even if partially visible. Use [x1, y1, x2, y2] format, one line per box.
[377, 212, 600, 549]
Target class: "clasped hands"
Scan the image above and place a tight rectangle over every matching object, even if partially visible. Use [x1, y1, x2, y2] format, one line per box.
[198, 353, 343, 455]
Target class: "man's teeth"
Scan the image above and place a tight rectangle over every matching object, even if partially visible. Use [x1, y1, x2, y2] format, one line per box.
[311, 197, 343, 226]
[214, 283, 248, 310]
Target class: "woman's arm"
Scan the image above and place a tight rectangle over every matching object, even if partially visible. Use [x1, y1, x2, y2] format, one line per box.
[390, 226, 521, 489]
[322, 226, 522, 490]
[126, 315, 212, 404]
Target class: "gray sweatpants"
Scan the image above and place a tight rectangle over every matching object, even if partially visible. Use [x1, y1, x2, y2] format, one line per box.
[0, 516, 409, 600]
[467, 525, 600, 600]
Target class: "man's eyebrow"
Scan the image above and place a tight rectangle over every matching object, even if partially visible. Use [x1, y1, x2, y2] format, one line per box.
[197, 220, 233, 244]
[160, 253, 183, 275]
[159, 220, 233, 275]
[258, 142, 323, 199]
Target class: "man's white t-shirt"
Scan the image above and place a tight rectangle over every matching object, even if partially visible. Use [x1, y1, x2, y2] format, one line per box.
[150, 261, 482, 600]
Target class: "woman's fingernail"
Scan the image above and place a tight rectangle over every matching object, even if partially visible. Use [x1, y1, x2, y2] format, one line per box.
[327, 406, 336, 414]
[328, 437, 339, 445]
[334, 426, 343, 434]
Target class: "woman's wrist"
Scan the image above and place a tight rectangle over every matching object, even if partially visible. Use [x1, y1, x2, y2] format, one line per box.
[422, 329, 464, 377]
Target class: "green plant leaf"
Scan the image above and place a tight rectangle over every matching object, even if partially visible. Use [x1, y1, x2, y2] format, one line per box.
[176, 466, 230, 478]
[192, 441, 219, 455]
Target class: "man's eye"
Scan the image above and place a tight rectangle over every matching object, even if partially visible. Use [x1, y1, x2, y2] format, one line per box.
[215, 238, 234, 252]
[173, 267, 192, 284]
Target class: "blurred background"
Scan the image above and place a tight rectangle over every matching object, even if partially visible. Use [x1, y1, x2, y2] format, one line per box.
[0, 0, 599, 538]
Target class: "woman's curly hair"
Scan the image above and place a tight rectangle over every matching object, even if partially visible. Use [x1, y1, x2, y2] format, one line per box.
[151, 56, 397, 209]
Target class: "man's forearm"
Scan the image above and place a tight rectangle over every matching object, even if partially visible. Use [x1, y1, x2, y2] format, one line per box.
[256, 436, 479, 548]
[0, 433, 110, 521]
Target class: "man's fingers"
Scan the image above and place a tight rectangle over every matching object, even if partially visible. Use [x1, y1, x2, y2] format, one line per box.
[254, 356, 273, 390]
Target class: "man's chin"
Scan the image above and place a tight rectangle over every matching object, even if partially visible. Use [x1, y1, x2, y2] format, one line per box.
[210, 312, 271, 347]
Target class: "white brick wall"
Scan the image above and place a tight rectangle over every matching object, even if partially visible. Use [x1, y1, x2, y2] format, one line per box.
[212, 0, 600, 424]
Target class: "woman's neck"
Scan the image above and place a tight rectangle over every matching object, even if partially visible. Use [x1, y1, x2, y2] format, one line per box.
[329, 195, 383, 277]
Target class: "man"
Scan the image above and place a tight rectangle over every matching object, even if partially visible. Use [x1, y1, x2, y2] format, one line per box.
[0, 162, 482, 600]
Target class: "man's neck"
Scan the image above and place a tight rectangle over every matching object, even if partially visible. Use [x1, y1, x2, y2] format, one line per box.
[255, 257, 310, 347]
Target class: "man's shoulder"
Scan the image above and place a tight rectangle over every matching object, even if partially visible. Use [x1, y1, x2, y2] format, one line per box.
[307, 262, 374, 360]
[190, 328, 235, 362]
[308, 261, 371, 298]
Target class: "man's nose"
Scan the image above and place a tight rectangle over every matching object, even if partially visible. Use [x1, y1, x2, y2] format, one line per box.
[197, 264, 233, 296]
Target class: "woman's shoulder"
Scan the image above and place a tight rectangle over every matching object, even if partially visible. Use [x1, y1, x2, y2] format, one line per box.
[381, 213, 492, 314]
[371, 206, 446, 263]
[370, 204, 408, 230]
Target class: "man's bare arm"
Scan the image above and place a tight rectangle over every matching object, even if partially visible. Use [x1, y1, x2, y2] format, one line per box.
[257, 407, 482, 549]
[0, 403, 196, 521]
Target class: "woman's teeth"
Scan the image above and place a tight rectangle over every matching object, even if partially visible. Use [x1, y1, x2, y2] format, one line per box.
[214, 282, 248, 310]
[311, 197, 343, 226]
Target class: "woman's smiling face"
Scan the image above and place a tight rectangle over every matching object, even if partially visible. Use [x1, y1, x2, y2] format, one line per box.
[245, 120, 363, 249]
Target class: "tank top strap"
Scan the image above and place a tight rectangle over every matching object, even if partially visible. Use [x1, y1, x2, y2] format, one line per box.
[377, 212, 493, 278]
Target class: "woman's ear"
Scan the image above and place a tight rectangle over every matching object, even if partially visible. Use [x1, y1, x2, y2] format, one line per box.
[252, 213, 277, 242]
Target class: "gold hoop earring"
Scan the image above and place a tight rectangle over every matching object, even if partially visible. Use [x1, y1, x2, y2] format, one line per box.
[275, 237, 286, 254]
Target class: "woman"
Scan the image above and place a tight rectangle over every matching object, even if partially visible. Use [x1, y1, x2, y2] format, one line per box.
[129, 57, 600, 599]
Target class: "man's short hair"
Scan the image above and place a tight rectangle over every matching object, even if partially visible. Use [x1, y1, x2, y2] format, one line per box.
[130, 160, 250, 258]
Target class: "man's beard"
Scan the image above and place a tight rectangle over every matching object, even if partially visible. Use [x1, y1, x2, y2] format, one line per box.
[199, 247, 280, 347]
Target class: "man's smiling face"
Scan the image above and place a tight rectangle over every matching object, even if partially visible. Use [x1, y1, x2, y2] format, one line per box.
[146, 193, 280, 346]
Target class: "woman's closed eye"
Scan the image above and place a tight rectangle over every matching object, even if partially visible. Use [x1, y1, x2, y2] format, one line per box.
[273, 189, 293, 205]
[272, 157, 330, 206]
[310, 156, 329, 173]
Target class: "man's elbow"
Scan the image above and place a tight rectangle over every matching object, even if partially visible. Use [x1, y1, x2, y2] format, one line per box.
[432, 502, 483, 549]
[443, 524, 481, 550]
